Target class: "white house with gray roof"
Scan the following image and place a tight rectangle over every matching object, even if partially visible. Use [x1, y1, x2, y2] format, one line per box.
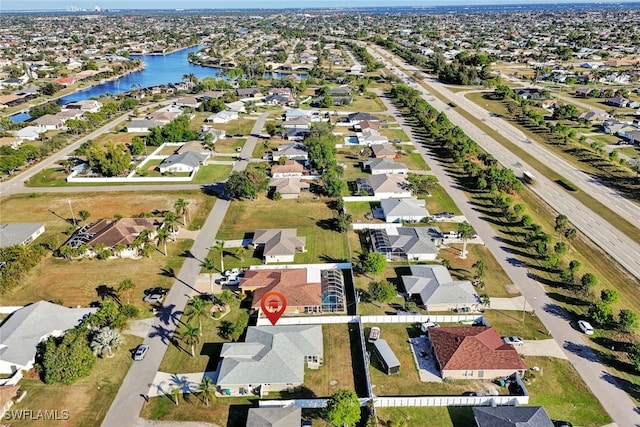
[247, 407, 302, 427]
[380, 198, 429, 223]
[370, 226, 438, 261]
[0, 301, 96, 375]
[364, 158, 408, 175]
[158, 151, 209, 173]
[216, 325, 323, 396]
[126, 119, 162, 133]
[253, 229, 306, 263]
[402, 265, 478, 310]
[0, 223, 45, 248]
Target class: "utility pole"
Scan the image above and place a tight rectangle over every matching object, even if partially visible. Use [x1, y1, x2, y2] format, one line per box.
[68, 198, 77, 228]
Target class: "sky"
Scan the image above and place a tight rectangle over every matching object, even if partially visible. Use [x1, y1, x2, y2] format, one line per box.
[3, 0, 639, 11]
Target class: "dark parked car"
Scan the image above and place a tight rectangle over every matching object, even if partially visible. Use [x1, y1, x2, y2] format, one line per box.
[144, 287, 169, 296]
[552, 421, 573, 427]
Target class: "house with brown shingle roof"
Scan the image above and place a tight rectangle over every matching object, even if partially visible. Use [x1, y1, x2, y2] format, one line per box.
[428, 326, 526, 380]
[271, 160, 304, 178]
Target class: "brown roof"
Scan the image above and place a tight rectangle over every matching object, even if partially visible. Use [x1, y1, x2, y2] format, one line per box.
[0, 94, 21, 105]
[271, 160, 304, 174]
[429, 326, 526, 371]
[359, 120, 380, 130]
[0, 385, 19, 408]
[84, 218, 161, 248]
[241, 268, 321, 309]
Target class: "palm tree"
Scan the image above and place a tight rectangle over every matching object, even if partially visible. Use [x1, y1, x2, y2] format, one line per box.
[187, 297, 209, 336]
[90, 327, 123, 358]
[113, 243, 127, 258]
[134, 229, 152, 257]
[201, 257, 216, 294]
[171, 386, 181, 406]
[174, 198, 190, 225]
[457, 221, 475, 259]
[156, 228, 169, 256]
[117, 279, 135, 304]
[180, 324, 201, 357]
[198, 377, 215, 406]
[235, 246, 246, 262]
[214, 240, 225, 273]
[472, 260, 486, 282]
[164, 212, 178, 242]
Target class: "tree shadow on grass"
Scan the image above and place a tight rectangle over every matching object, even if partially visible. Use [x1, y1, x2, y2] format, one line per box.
[96, 284, 120, 304]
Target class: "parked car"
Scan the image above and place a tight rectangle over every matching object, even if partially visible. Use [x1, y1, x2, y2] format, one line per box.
[133, 344, 149, 361]
[443, 231, 459, 239]
[553, 421, 573, 427]
[502, 336, 524, 346]
[221, 277, 242, 286]
[577, 320, 594, 335]
[144, 287, 169, 296]
[224, 268, 241, 278]
[301, 421, 312, 427]
[143, 293, 164, 303]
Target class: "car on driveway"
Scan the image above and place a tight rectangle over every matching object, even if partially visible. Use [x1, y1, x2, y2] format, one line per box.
[502, 336, 524, 346]
[133, 344, 149, 361]
[577, 320, 594, 335]
[143, 293, 164, 303]
[144, 287, 169, 296]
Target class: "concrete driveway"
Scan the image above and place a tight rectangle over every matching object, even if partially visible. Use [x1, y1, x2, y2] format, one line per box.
[516, 339, 568, 359]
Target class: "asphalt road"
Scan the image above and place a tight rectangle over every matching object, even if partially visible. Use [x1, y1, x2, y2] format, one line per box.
[367, 44, 640, 282]
[101, 113, 270, 427]
[0, 101, 167, 197]
[376, 89, 639, 427]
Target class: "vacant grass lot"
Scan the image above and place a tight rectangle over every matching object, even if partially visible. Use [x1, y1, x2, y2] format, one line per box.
[216, 198, 350, 264]
[213, 137, 246, 153]
[379, 127, 409, 142]
[12, 334, 142, 427]
[376, 407, 474, 427]
[483, 310, 549, 340]
[207, 118, 256, 136]
[333, 96, 386, 112]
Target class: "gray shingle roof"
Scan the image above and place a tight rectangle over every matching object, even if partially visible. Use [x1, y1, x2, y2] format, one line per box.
[0, 301, 96, 370]
[365, 158, 408, 173]
[159, 151, 208, 169]
[380, 198, 428, 219]
[0, 223, 44, 248]
[387, 227, 438, 256]
[473, 406, 554, 427]
[217, 325, 323, 388]
[402, 265, 477, 306]
[247, 407, 302, 427]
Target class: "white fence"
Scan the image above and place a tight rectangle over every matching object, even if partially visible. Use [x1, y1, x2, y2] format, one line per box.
[352, 223, 400, 231]
[248, 262, 352, 271]
[343, 196, 383, 202]
[361, 314, 482, 324]
[373, 395, 529, 407]
[256, 315, 357, 326]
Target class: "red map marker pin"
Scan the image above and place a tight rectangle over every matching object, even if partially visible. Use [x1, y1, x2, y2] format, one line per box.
[261, 291, 287, 326]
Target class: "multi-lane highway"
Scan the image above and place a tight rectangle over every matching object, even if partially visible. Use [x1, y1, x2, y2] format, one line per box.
[368, 43, 640, 282]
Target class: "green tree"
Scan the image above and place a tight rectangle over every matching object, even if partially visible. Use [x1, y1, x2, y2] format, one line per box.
[235, 246, 247, 261]
[180, 324, 201, 357]
[198, 377, 215, 406]
[630, 343, 640, 372]
[580, 273, 598, 294]
[156, 228, 169, 256]
[588, 302, 613, 326]
[187, 296, 209, 336]
[90, 327, 123, 358]
[472, 260, 486, 281]
[174, 198, 190, 225]
[360, 252, 386, 276]
[117, 279, 135, 305]
[554, 214, 569, 234]
[619, 309, 639, 333]
[569, 260, 581, 273]
[36, 328, 95, 384]
[78, 210, 91, 223]
[214, 240, 225, 273]
[325, 389, 361, 427]
[201, 257, 216, 294]
[600, 289, 619, 305]
[368, 280, 396, 305]
[171, 386, 181, 406]
[457, 221, 475, 259]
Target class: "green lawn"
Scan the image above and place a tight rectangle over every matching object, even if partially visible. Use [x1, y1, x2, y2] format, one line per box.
[209, 118, 256, 136]
[482, 310, 549, 340]
[376, 407, 474, 427]
[333, 96, 386, 112]
[421, 184, 460, 216]
[214, 138, 246, 153]
[191, 165, 233, 184]
[216, 198, 350, 263]
[379, 127, 410, 142]
[12, 334, 142, 427]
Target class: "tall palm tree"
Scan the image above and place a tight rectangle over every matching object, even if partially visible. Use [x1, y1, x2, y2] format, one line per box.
[187, 297, 209, 337]
[174, 198, 190, 225]
[134, 229, 152, 257]
[171, 386, 181, 406]
[198, 377, 215, 407]
[214, 240, 225, 273]
[457, 221, 475, 259]
[164, 212, 178, 242]
[472, 260, 486, 281]
[156, 228, 169, 256]
[180, 324, 201, 357]
[90, 327, 123, 358]
[201, 257, 216, 294]
[117, 279, 135, 305]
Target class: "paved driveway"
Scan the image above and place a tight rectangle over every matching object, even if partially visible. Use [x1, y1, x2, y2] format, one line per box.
[516, 340, 568, 359]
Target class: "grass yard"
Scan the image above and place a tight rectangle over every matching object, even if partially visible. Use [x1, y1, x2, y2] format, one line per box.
[345, 201, 381, 223]
[376, 407, 474, 427]
[12, 334, 142, 427]
[378, 127, 409, 142]
[483, 310, 549, 340]
[398, 151, 429, 171]
[89, 131, 140, 148]
[213, 137, 246, 153]
[334, 96, 386, 112]
[209, 118, 256, 136]
[420, 184, 460, 216]
[525, 357, 611, 426]
[191, 164, 233, 184]
[216, 198, 350, 264]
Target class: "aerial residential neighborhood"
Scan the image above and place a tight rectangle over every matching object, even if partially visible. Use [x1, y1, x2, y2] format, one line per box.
[0, 2, 639, 427]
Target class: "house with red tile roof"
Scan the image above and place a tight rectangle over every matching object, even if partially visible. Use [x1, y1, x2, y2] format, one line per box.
[428, 326, 526, 380]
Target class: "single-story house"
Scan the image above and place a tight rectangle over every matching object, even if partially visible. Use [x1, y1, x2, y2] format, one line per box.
[401, 265, 478, 309]
[473, 406, 554, 427]
[269, 178, 310, 199]
[226, 101, 247, 113]
[358, 129, 389, 146]
[380, 198, 428, 223]
[0, 137, 22, 149]
[328, 87, 352, 97]
[54, 76, 76, 86]
[264, 94, 291, 106]
[371, 144, 397, 159]
[369, 226, 439, 261]
[283, 128, 309, 141]
[63, 217, 161, 256]
[241, 267, 346, 314]
[271, 160, 304, 178]
[574, 88, 592, 98]
[200, 90, 225, 100]
[285, 108, 314, 121]
[578, 111, 608, 124]
[177, 141, 209, 155]
[148, 110, 181, 124]
[33, 114, 64, 131]
[206, 111, 238, 124]
[0, 223, 45, 248]
[348, 112, 379, 124]
[427, 326, 527, 380]
[514, 88, 547, 100]
[126, 119, 162, 133]
[364, 158, 408, 175]
[56, 109, 85, 121]
[201, 127, 226, 142]
[158, 151, 209, 173]
[237, 87, 263, 98]
[246, 407, 302, 427]
[173, 96, 201, 109]
[283, 117, 311, 130]
[216, 325, 323, 395]
[272, 143, 308, 162]
[14, 126, 45, 141]
[606, 97, 631, 108]
[0, 301, 97, 375]
[357, 174, 411, 198]
[252, 229, 306, 264]
[357, 120, 380, 131]
[64, 100, 102, 113]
